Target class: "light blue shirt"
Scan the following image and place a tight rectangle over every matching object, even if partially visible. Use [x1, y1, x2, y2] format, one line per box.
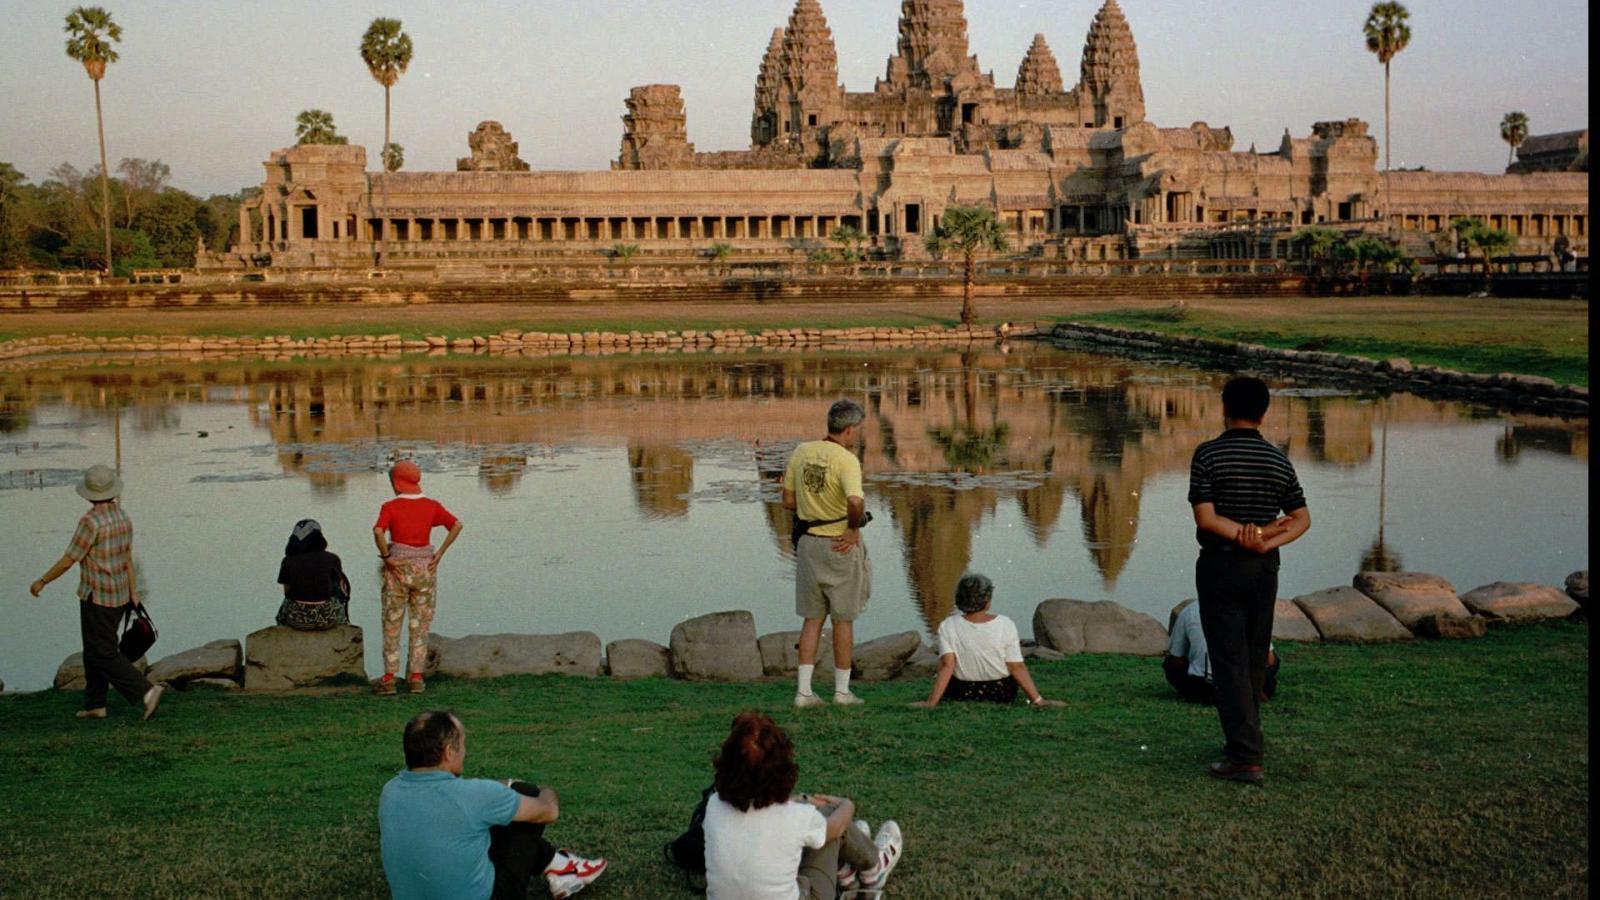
[379, 770, 520, 900]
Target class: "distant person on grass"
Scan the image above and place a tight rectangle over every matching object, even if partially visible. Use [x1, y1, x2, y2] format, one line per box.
[1188, 376, 1311, 784]
[784, 399, 873, 708]
[275, 518, 350, 630]
[379, 710, 607, 900]
[703, 711, 903, 900]
[29, 464, 165, 721]
[373, 460, 463, 695]
[910, 573, 1064, 708]
[1163, 599, 1279, 705]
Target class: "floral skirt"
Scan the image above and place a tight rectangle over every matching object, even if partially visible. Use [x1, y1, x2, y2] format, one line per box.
[276, 597, 349, 631]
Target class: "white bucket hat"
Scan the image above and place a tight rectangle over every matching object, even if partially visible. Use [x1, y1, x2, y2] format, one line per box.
[75, 464, 123, 502]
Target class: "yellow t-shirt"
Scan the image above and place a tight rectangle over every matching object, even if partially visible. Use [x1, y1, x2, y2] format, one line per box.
[782, 439, 864, 538]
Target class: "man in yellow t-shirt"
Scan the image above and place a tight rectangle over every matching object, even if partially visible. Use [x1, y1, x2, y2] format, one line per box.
[782, 399, 872, 707]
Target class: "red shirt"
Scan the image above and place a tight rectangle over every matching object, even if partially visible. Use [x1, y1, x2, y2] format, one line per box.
[375, 497, 458, 547]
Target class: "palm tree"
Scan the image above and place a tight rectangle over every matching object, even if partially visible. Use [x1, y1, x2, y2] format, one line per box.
[360, 18, 413, 173]
[1452, 216, 1516, 291]
[707, 242, 734, 275]
[829, 224, 866, 262]
[64, 6, 122, 276]
[295, 109, 348, 146]
[924, 205, 1009, 325]
[1500, 111, 1530, 167]
[1363, 2, 1411, 231]
[382, 142, 404, 172]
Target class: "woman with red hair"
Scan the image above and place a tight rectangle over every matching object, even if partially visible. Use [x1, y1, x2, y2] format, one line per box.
[703, 711, 903, 899]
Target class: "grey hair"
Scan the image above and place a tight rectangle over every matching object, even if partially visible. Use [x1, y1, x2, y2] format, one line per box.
[954, 573, 994, 614]
[827, 399, 866, 435]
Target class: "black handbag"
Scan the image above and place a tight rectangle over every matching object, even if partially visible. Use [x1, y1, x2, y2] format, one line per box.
[119, 605, 158, 662]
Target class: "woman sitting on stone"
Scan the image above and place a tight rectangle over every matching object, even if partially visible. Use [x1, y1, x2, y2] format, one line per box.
[275, 519, 350, 631]
[703, 711, 902, 900]
[912, 573, 1064, 708]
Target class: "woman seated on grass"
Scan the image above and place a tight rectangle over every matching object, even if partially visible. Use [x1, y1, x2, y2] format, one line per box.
[703, 711, 903, 900]
[912, 573, 1064, 708]
[275, 519, 350, 631]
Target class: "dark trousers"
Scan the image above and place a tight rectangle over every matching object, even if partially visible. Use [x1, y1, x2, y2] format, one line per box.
[1195, 549, 1279, 766]
[945, 675, 1019, 703]
[79, 600, 153, 710]
[489, 781, 556, 900]
[1165, 652, 1280, 705]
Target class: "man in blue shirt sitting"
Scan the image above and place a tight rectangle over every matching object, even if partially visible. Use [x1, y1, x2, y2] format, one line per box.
[379, 710, 607, 899]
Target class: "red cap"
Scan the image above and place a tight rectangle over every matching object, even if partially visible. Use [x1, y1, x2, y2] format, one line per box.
[390, 460, 422, 494]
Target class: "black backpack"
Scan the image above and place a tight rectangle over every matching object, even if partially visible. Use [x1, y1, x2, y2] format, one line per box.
[663, 785, 714, 892]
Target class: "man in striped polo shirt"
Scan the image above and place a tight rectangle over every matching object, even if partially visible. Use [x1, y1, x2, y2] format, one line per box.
[1188, 377, 1311, 783]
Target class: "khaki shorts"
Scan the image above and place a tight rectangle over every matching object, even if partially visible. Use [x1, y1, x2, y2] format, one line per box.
[795, 534, 871, 621]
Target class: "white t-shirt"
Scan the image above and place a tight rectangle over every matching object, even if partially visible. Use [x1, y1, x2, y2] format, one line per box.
[704, 793, 828, 900]
[936, 613, 1024, 682]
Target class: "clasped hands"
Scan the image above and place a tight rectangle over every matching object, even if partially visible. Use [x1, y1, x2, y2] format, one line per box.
[1236, 516, 1292, 554]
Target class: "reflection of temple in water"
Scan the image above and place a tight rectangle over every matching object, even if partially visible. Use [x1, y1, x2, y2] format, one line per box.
[6, 350, 1586, 626]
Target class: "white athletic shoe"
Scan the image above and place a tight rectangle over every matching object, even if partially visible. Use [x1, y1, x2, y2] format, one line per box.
[832, 691, 865, 706]
[859, 820, 903, 889]
[545, 850, 607, 899]
[795, 691, 825, 708]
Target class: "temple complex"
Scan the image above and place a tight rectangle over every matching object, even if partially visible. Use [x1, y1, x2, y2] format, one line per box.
[207, 0, 1587, 274]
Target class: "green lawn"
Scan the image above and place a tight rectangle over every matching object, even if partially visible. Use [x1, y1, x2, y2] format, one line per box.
[0, 621, 1587, 899]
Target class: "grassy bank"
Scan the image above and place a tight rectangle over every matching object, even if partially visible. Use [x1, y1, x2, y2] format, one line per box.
[0, 621, 1586, 899]
[1071, 296, 1589, 387]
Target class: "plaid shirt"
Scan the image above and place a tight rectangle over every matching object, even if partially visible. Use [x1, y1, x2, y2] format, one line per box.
[65, 502, 134, 607]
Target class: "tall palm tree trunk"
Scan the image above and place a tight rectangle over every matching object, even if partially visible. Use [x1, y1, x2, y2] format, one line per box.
[1383, 61, 1392, 235]
[94, 79, 112, 276]
[961, 252, 975, 324]
[384, 85, 391, 160]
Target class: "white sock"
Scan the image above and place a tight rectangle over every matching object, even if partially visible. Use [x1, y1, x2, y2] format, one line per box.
[834, 668, 852, 696]
[797, 664, 815, 696]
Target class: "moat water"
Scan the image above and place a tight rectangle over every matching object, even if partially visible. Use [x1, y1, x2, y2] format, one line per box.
[0, 343, 1588, 690]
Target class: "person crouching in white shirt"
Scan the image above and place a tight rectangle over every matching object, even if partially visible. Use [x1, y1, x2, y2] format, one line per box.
[911, 573, 1064, 709]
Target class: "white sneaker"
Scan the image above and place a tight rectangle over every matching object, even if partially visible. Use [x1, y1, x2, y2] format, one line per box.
[795, 691, 825, 708]
[859, 820, 903, 889]
[545, 850, 607, 899]
[833, 691, 865, 706]
[837, 820, 872, 888]
[142, 684, 166, 721]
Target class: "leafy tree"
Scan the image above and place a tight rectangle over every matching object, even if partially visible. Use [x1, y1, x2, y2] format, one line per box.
[706, 242, 734, 275]
[1500, 111, 1530, 167]
[1289, 225, 1353, 282]
[1363, 2, 1411, 228]
[924, 205, 1008, 325]
[295, 109, 348, 146]
[609, 243, 638, 261]
[1350, 236, 1405, 292]
[0, 162, 28, 267]
[829, 224, 866, 262]
[382, 142, 404, 172]
[115, 157, 169, 227]
[134, 189, 201, 267]
[64, 225, 154, 276]
[64, 5, 122, 274]
[360, 18, 413, 173]
[1451, 217, 1516, 290]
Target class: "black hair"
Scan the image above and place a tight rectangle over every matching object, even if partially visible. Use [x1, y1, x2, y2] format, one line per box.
[284, 519, 329, 556]
[1222, 377, 1271, 423]
[403, 710, 462, 769]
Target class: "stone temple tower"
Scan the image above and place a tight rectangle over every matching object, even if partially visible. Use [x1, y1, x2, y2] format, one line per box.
[883, 0, 985, 92]
[752, 28, 786, 145]
[1015, 33, 1064, 96]
[776, 0, 845, 145]
[1080, 0, 1145, 129]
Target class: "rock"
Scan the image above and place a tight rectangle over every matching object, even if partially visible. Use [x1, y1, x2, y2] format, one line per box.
[148, 639, 242, 686]
[1565, 570, 1588, 607]
[852, 631, 922, 681]
[756, 630, 834, 678]
[605, 639, 672, 679]
[1413, 614, 1488, 640]
[1033, 599, 1167, 656]
[243, 625, 367, 691]
[54, 653, 148, 691]
[430, 632, 603, 679]
[1292, 587, 1412, 642]
[1352, 572, 1471, 630]
[669, 611, 763, 681]
[896, 642, 941, 680]
[1459, 582, 1580, 622]
[1022, 644, 1066, 663]
[1273, 598, 1322, 642]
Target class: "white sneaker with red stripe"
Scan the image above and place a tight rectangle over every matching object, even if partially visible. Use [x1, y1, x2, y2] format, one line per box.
[546, 849, 607, 899]
[857, 820, 903, 890]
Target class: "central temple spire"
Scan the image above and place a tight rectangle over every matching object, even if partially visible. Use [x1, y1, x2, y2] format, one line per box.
[1079, 0, 1145, 127]
[1015, 33, 1064, 95]
[884, 0, 985, 92]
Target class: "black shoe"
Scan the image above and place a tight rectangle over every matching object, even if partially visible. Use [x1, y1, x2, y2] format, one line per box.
[1208, 759, 1264, 783]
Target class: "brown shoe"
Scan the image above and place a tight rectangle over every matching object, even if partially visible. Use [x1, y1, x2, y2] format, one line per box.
[76, 707, 108, 719]
[407, 676, 426, 694]
[142, 685, 166, 721]
[1207, 760, 1264, 784]
[372, 676, 398, 696]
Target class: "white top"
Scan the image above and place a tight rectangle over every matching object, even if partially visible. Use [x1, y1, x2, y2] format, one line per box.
[936, 613, 1024, 682]
[1167, 602, 1273, 679]
[704, 793, 828, 900]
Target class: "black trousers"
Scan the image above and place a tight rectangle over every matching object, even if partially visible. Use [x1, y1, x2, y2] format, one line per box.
[945, 675, 1019, 703]
[1195, 549, 1279, 766]
[79, 600, 153, 710]
[489, 781, 556, 900]
[1165, 652, 1281, 705]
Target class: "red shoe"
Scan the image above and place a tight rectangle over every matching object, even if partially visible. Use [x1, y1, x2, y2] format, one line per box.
[1208, 760, 1264, 783]
[546, 850, 607, 898]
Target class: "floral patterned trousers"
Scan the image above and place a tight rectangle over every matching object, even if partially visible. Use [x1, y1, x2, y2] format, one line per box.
[381, 562, 437, 678]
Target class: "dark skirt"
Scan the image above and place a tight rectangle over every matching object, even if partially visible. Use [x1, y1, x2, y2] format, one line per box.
[276, 597, 349, 631]
[945, 675, 1019, 704]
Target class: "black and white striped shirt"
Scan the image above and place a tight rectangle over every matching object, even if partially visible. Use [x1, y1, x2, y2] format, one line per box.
[1188, 428, 1307, 550]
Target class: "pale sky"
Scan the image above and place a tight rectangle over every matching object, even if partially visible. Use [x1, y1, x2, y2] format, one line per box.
[0, 0, 1588, 196]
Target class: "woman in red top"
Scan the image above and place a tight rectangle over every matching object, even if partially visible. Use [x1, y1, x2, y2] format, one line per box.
[371, 460, 464, 695]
